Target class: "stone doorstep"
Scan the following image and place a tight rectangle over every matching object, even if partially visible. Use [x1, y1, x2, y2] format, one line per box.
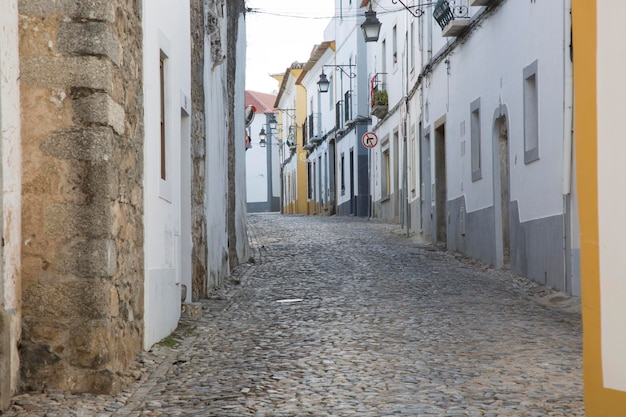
[180, 302, 203, 320]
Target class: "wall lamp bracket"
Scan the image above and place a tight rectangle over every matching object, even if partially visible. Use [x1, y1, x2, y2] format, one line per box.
[392, 0, 438, 18]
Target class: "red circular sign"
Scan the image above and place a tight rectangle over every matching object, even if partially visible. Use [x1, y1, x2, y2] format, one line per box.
[361, 131, 378, 149]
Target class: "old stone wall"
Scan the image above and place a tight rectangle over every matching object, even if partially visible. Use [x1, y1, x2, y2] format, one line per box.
[226, 0, 247, 270]
[190, 0, 208, 301]
[19, 0, 144, 393]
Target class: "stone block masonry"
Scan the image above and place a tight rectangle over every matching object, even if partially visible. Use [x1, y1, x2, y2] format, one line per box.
[19, 0, 144, 394]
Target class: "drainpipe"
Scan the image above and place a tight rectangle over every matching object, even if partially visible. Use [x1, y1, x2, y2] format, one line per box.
[265, 114, 273, 211]
[403, 22, 410, 237]
[562, 2, 573, 197]
[562, 0, 574, 293]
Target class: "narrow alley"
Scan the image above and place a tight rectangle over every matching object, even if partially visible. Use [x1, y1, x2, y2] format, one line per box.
[4, 214, 583, 416]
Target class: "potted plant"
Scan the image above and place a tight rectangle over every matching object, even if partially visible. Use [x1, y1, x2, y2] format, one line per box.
[371, 89, 388, 118]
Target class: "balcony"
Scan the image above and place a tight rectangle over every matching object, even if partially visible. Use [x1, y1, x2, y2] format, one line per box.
[433, 0, 470, 37]
[370, 89, 388, 119]
[469, 0, 491, 5]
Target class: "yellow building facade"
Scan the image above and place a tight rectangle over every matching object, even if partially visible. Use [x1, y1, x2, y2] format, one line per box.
[573, 1, 626, 414]
[274, 65, 308, 215]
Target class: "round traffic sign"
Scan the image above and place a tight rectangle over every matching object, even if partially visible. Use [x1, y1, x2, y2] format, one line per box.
[361, 131, 378, 149]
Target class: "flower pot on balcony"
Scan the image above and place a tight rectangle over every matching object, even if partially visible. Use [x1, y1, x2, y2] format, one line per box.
[371, 89, 389, 119]
[371, 104, 388, 119]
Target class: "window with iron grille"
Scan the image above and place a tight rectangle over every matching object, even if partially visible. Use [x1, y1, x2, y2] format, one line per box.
[308, 113, 314, 138]
[344, 91, 352, 123]
[335, 100, 343, 130]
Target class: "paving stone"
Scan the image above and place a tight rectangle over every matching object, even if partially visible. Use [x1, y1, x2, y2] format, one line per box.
[2, 214, 583, 416]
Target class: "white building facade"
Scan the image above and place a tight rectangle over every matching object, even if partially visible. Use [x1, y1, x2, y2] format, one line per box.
[360, 0, 578, 294]
[299, 1, 373, 218]
[142, 0, 193, 349]
[366, 1, 420, 230]
[418, 0, 577, 294]
[245, 91, 280, 213]
[298, 42, 336, 216]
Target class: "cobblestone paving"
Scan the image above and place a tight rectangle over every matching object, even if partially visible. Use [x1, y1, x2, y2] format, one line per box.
[3, 214, 584, 416]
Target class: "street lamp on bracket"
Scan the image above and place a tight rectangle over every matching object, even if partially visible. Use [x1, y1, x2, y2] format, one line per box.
[361, 2, 382, 42]
[317, 64, 356, 94]
[392, 0, 439, 17]
[258, 127, 267, 148]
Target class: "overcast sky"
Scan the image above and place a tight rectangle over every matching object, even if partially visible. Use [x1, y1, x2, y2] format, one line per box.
[245, 0, 335, 94]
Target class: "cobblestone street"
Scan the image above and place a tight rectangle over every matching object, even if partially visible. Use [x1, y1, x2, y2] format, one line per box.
[3, 214, 584, 416]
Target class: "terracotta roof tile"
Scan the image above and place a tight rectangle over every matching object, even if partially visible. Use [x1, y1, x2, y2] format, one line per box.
[245, 90, 277, 114]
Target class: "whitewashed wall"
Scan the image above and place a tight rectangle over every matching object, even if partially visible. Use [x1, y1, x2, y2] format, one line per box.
[246, 115, 269, 203]
[0, 0, 22, 403]
[234, 13, 250, 263]
[204, 9, 231, 289]
[142, 0, 192, 349]
[597, 1, 626, 392]
[422, 0, 566, 219]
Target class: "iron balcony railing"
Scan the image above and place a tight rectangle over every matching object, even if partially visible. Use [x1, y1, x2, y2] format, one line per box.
[433, 0, 469, 30]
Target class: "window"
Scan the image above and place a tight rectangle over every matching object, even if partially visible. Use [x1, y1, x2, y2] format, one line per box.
[344, 90, 352, 122]
[336, 100, 342, 130]
[523, 60, 539, 163]
[470, 97, 482, 181]
[329, 74, 334, 109]
[307, 162, 313, 199]
[318, 156, 323, 204]
[341, 153, 346, 194]
[410, 22, 415, 70]
[392, 25, 398, 65]
[410, 123, 417, 198]
[159, 54, 167, 180]
[382, 148, 390, 198]
[381, 40, 387, 82]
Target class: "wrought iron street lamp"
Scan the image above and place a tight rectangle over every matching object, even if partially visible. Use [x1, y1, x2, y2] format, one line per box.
[361, 2, 382, 42]
[317, 64, 356, 94]
[259, 127, 267, 147]
[269, 114, 278, 130]
[317, 70, 330, 93]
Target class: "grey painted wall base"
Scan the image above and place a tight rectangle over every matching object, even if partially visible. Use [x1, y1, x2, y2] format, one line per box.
[510, 202, 566, 292]
[409, 200, 421, 235]
[247, 198, 280, 213]
[447, 195, 497, 266]
[373, 192, 399, 223]
[447, 196, 569, 293]
[337, 195, 369, 217]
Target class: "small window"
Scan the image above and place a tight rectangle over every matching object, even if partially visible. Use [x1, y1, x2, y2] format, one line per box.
[328, 75, 334, 110]
[523, 60, 539, 163]
[160, 55, 167, 180]
[470, 98, 482, 181]
[381, 40, 387, 82]
[340, 153, 346, 195]
[392, 25, 398, 65]
[382, 148, 390, 198]
[409, 23, 415, 70]
[307, 162, 313, 199]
